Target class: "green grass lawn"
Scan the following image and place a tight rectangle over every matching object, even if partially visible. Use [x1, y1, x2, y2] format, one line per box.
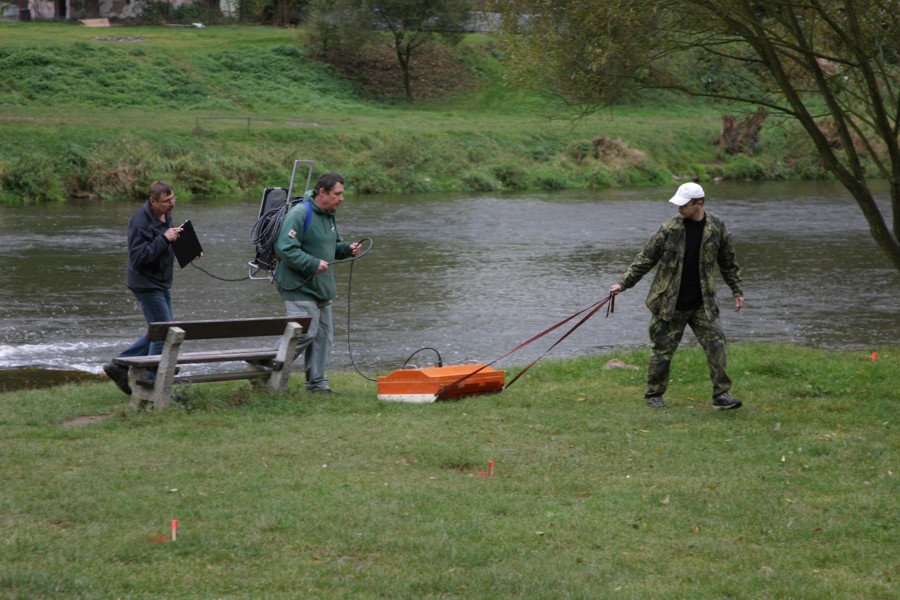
[1, 344, 896, 598]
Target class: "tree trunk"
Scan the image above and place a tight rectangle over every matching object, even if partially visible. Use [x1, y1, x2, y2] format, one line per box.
[842, 178, 900, 271]
[395, 43, 413, 102]
[716, 108, 767, 156]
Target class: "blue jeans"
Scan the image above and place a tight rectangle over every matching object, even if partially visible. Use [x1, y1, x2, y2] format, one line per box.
[118, 289, 174, 358]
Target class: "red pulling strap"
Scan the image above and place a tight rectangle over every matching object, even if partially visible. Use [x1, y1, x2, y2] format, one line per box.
[436, 293, 616, 398]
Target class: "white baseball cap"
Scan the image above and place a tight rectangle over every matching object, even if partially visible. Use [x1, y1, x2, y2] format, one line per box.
[669, 182, 705, 206]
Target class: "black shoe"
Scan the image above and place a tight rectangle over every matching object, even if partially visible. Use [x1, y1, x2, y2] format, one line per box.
[713, 392, 742, 410]
[103, 362, 132, 396]
[646, 396, 667, 408]
[308, 387, 333, 394]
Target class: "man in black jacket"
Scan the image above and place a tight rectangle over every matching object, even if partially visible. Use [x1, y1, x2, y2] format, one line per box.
[103, 181, 183, 395]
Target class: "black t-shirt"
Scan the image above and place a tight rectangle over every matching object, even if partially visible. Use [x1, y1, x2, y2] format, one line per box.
[676, 217, 705, 311]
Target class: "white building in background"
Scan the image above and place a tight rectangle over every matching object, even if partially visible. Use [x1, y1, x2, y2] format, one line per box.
[8, 0, 210, 21]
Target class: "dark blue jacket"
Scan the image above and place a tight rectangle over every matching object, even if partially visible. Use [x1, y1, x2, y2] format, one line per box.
[126, 202, 174, 292]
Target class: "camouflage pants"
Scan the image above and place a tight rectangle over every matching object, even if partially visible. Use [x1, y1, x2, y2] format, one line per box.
[645, 307, 732, 399]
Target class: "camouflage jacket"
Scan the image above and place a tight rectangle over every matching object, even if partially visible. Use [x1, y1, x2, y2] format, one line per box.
[618, 212, 743, 321]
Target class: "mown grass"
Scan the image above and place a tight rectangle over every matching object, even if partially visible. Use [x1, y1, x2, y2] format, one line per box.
[0, 22, 829, 203]
[1, 344, 896, 598]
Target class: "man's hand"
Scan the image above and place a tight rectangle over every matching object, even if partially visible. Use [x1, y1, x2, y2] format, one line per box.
[735, 296, 744, 312]
[610, 283, 624, 296]
[316, 259, 329, 274]
[164, 227, 182, 243]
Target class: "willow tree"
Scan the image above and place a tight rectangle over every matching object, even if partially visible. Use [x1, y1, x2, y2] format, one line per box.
[498, 0, 900, 270]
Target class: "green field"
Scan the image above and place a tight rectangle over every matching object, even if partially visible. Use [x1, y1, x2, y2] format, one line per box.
[1, 344, 896, 598]
[0, 22, 825, 203]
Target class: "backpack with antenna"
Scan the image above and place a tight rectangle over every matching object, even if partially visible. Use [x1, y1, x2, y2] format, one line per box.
[248, 160, 315, 280]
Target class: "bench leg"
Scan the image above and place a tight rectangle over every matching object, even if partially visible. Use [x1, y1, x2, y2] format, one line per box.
[130, 327, 185, 410]
[266, 322, 304, 394]
[128, 366, 156, 411]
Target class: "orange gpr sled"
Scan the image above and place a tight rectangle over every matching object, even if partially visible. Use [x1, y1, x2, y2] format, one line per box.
[376, 365, 505, 403]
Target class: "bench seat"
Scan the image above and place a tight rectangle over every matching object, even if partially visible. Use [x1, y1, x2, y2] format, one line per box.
[114, 316, 310, 410]
[114, 347, 281, 368]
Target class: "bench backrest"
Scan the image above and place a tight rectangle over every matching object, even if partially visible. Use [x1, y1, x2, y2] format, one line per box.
[147, 316, 311, 342]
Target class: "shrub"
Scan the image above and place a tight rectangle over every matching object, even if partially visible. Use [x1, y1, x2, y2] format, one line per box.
[399, 174, 437, 194]
[689, 164, 710, 181]
[82, 140, 155, 201]
[721, 156, 769, 180]
[344, 165, 392, 195]
[522, 133, 560, 161]
[1, 153, 67, 203]
[584, 166, 616, 189]
[491, 164, 532, 190]
[375, 135, 429, 171]
[173, 155, 235, 197]
[533, 166, 568, 190]
[566, 140, 595, 163]
[623, 163, 669, 186]
[0, 48, 51, 68]
[462, 170, 500, 192]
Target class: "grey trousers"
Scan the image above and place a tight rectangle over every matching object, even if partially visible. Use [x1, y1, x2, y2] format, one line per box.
[645, 307, 732, 399]
[285, 299, 333, 391]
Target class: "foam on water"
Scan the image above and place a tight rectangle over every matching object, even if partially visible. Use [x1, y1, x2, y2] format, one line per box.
[0, 342, 105, 373]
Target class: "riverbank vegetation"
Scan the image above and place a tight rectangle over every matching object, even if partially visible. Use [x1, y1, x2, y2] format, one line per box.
[0, 344, 895, 597]
[0, 22, 833, 204]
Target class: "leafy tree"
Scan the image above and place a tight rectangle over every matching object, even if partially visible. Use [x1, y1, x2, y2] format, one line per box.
[306, 0, 377, 56]
[370, 0, 470, 102]
[497, 0, 900, 270]
[308, 0, 471, 102]
[268, 0, 307, 26]
[237, 0, 308, 24]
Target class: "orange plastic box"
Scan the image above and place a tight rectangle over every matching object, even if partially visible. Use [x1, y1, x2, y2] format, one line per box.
[376, 365, 505, 403]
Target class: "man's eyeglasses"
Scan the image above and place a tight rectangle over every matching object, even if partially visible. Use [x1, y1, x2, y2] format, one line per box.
[155, 195, 176, 204]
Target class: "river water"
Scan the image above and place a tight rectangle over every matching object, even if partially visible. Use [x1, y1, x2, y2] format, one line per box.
[1, 180, 897, 390]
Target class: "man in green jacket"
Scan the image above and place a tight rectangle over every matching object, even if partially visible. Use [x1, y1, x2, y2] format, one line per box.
[275, 172, 360, 393]
[610, 182, 745, 410]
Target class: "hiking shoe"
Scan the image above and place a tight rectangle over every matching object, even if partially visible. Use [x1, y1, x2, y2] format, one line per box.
[103, 362, 132, 396]
[713, 392, 742, 410]
[646, 396, 667, 408]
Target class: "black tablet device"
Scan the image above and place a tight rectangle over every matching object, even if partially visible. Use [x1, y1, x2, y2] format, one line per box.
[173, 219, 203, 268]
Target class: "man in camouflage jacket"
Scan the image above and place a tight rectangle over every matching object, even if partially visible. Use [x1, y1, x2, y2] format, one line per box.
[611, 182, 745, 410]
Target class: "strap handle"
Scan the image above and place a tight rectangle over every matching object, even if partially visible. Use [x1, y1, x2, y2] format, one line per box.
[435, 294, 615, 398]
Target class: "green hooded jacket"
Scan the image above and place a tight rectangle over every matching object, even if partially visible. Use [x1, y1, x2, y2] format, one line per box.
[618, 212, 743, 321]
[274, 193, 354, 302]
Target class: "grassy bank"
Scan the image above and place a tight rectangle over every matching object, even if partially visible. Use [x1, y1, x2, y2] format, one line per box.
[0, 22, 829, 203]
[1, 344, 896, 598]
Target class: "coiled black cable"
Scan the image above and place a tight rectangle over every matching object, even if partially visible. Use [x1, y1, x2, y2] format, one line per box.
[249, 199, 297, 261]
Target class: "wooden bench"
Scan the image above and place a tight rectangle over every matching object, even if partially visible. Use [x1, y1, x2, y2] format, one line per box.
[112, 316, 311, 410]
